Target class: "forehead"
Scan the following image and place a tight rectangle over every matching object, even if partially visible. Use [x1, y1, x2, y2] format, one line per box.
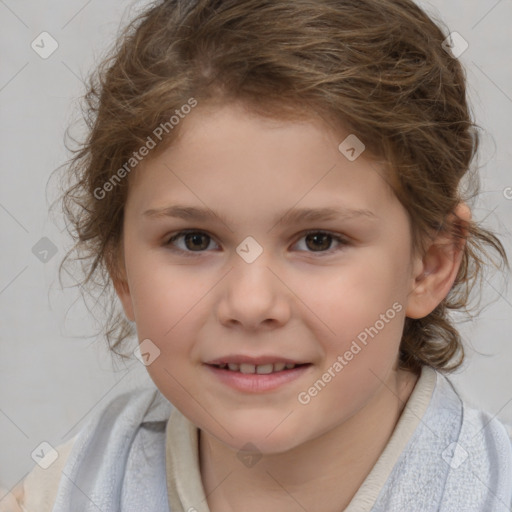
[127, 103, 399, 222]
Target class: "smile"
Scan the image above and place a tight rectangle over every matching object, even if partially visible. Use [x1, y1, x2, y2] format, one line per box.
[204, 362, 313, 392]
[212, 362, 303, 374]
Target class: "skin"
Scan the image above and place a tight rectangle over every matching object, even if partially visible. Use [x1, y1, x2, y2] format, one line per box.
[112, 102, 470, 512]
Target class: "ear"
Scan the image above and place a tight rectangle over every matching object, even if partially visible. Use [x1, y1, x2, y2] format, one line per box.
[405, 202, 471, 319]
[107, 238, 136, 323]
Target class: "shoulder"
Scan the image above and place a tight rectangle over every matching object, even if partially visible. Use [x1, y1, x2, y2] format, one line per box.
[436, 371, 512, 448]
[457, 389, 512, 467]
[432, 371, 512, 507]
[0, 386, 172, 512]
[0, 435, 77, 512]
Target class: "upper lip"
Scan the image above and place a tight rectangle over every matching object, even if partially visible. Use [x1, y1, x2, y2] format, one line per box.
[204, 355, 310, 366]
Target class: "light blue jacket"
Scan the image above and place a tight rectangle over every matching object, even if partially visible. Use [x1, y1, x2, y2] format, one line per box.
[51, 369, 512, 511]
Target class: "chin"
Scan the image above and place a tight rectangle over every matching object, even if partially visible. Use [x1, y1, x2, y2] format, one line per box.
[206, 417, 306, 455]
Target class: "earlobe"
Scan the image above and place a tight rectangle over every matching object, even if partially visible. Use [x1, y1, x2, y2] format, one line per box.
[405, 202, 471, 319]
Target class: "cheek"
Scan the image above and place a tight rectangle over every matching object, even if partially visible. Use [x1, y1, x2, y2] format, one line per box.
[128, 259, 205, 334]
[303, 255, 407, 361]
[307, 253, 404, 318]
[128, 266, 215, 373]
[131, 269, 206, 407]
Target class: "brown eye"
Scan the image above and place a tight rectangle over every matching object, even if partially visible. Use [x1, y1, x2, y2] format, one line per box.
[164, 229, 349, 258]
[165, 230, 217, 255]
[294, 231, 349, 255]
[304, 232, 332, 251]
[182, 232, 210, 251]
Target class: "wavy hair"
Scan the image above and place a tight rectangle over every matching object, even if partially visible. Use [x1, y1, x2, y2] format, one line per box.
[52, 0, 509, 374]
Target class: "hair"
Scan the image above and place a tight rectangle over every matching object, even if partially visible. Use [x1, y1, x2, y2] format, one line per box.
[52, 0, 509, 375]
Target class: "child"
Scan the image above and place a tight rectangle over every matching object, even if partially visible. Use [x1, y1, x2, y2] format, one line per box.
[2, 0, 511, 510]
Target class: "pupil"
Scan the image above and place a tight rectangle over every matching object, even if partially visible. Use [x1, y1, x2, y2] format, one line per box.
[307, 233, 330, 251]
[186, 233, 208, 250]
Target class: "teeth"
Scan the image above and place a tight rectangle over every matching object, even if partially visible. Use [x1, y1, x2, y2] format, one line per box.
[219, 362, 298, 373]
[256, 364, 274, 374]
[239, 363, 256, 374]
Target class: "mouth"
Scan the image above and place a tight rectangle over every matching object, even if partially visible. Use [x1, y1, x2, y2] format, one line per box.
[207, 362, 311, 374]
[204, 359, 313, 393]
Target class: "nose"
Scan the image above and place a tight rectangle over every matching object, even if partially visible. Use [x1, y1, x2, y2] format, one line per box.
[215, 255, 292, 331]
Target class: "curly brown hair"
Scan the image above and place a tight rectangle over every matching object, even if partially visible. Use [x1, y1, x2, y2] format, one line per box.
[51, 0, 509, 374]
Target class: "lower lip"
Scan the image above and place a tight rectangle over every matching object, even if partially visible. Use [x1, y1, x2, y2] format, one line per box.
[203, 364, 312, 393]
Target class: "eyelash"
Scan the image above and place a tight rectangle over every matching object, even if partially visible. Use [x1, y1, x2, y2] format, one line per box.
[163, 229, 350, 257]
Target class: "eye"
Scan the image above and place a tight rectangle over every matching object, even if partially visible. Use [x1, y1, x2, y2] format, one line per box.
[164, 230, 219, 255]
[163, 229, 349, 257]
[293, 230, 349, 255]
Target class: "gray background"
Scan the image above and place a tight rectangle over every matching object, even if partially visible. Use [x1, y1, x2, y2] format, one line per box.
[1, 0, 511, 492]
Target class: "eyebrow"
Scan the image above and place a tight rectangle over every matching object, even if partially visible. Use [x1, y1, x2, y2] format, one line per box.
[142, 204, 377, 227]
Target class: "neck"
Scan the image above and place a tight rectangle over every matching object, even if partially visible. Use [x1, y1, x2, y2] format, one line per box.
[199, 368, 420, 512]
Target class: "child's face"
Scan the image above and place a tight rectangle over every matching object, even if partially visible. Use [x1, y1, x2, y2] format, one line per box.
[116, 102, 423, 453]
